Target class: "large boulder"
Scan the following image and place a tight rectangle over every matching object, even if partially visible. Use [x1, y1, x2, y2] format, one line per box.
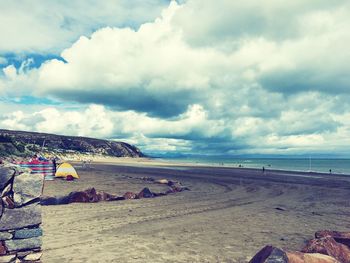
[302, 236, 350, 263]
[137, 188, 154, 198]
[13, 173, 44, 207]
[0, 167, 14, 191]
[249, 245, 288, 263]
[68, 188, 101, 203]
[0, 203, 41, 231]
[249, 245, 339, 263]
[123, 192, 137, 200]
[316, 230, 350, 248]
[14, 227, 43, 239]
[287, 251, 340, 263]
[4, 236, 42, 252]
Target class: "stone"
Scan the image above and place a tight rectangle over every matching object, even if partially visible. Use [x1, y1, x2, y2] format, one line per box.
[23, 251, 42, 261]
[302, 236, 350, 263]
[12, 173, 44, 207]
[316, 230, 350, 247]
[68, 188, 100, 203]
[0, 203, 41, 231]
[1, 184, 11, 198]
[287, 251, 339, 263]
[155, 179, 169, 184]
[4, 237, 42, 252]
[249, 245, 288, 262]
[0, 232, 12, 241]
[249, 245, 340, 263]
[123, 192, 137, 200]
[16, 250, 31, 259]
[137, 188, 154, 198]
[0, 167, 14, 192]
[97, 191, 118, 201]
[1, 197, 14, 209]
[14, 228, 42, 239]
[0, 254, 16, 263]
[0, 242, 6, 255]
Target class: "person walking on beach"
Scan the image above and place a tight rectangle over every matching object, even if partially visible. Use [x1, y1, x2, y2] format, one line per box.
[262, 166, 265, 173]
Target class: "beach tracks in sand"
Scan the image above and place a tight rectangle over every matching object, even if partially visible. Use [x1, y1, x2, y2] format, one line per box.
[42, 164, 350, 262]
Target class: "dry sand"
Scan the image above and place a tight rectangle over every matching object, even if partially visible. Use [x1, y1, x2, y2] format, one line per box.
[41, 158, 350, 262]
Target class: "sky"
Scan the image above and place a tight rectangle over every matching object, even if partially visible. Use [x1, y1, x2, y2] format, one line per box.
[0, 0, 350, 157]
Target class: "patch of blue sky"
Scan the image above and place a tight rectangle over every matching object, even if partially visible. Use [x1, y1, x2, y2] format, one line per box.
[0, 96, 61, 106]
[0, 53, 66, 69]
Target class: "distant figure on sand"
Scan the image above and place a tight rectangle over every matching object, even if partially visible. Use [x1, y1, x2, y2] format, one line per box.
[329, 169, 332, 174]
[262, 166, 265, 173]
[52, 158, 57, 174]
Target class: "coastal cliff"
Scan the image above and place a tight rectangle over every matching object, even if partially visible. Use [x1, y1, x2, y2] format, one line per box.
[0, 129, 144, 158]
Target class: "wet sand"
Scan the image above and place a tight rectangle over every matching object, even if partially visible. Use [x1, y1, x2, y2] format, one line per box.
[41, 159, 350, 262]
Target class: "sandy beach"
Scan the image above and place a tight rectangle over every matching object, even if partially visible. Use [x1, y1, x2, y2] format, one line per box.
[41, 158, 350, 262]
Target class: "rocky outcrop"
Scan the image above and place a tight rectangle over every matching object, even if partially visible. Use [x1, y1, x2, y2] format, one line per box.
[302, 236, 350, 263]
[0, 164, 44, 262]
[41, 177, 190, 206]
[249, 245, 340, 263]
[249, 230, 350, 263]
[316, 230, 350, 248]
[0, 129, 144, 158]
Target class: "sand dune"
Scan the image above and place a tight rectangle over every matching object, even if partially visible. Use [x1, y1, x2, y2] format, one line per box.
[41, 160, 350, 262]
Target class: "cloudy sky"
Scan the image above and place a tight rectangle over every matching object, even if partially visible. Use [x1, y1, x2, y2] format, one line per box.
[1, 0, 350, 156]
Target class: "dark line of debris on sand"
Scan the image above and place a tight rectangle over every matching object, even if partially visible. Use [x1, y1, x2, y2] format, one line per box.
[41, 177, 189, 206]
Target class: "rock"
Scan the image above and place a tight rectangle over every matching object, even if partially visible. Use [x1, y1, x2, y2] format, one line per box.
[0, 232, 12, 241]
[302, 236, 350, 263]
[97, 191, 118, 201]
[23, 251, 42, 261]
[249, 246, 339, 263]
[123, 192, 137, 200]
[0, 200, 2, 219]
[12, 173, 44, 207]
[4, 237, 42, 252]
[168, 183, 189, 193]
[155, 179, 169, 184]
[249, 245, 288, 262]
[138, 188, 154, 198]
[0, 203, 41, 231]
[16, 250, 31, 259]
[1, 184, 11, 198]
[0, 254, 16, 263]
[287, 251, 339, 263]
[0, 167, 14, 191]
[68, 188, 100, 203]
[1, 196, 14, 209]
[316, 230, 350, 247]
[0, 242, 6, 255]
[14, 228, 42, 239]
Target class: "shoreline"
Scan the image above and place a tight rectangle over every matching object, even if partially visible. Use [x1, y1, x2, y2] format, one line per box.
[70, 156, 350, 178]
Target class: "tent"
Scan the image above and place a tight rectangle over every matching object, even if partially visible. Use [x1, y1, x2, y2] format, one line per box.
[55, 163, 79, 179]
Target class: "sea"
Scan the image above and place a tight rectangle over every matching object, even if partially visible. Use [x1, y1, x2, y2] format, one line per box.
[161, 156, 350, 175]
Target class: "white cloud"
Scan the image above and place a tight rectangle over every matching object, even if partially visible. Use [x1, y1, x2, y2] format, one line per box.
[1, 0, 350, 155]
[0, 0, 169, 53]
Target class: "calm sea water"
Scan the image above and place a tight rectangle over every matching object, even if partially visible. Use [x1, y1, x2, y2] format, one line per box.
[162, 157, 350, 175]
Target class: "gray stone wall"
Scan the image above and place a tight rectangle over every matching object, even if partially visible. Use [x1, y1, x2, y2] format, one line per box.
[0, 163, 44, 262]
